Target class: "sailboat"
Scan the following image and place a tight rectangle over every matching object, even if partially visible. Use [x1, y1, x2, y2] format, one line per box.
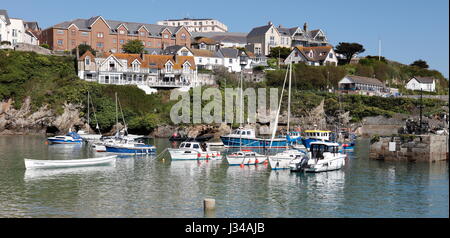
[220, 62, 288, 149]
[103, 92, 156, 154]
[268, 62, 308, 170]
[78, 91, 102, 141]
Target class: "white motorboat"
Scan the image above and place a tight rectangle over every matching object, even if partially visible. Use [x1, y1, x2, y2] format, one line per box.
[47, 129, 83, 144]
[77, 130, 102, 141]
[268, 149, 306, 170]
[289, 141, 346, 173]
[226, 150, 267, 166]
[105, 138, 156, 154]
[24, 155, 117, 170]
[168, 141, 221, 160]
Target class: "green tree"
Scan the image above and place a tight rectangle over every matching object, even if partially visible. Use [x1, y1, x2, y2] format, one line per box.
[71, 44, 96, 56]
[268, 47, 291, 60]
[335, 42, 365, 64]
[39, 43, 50, 49]
[122, 40, 144, 54]
[410, 59, 429, 69]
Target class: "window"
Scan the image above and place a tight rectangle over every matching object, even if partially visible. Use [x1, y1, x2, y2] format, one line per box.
[96, 42, 104, 48]
[113, 39, 117, 44]
[109, 61, 115, 70]
[184, 22, 188, 25]
[199, 58, 202, 63]
[97, 32, 104, 38]
[57, 39, 63, 45]
[81, 32, 88, 36]
[329, 53, 333, 58]
[181, 33, 186, 39]
[165, 62, 173, 72]
[12, 29, 17, 37]
[147, 42, 151, 46]
[215, 59, 218, 64]
[119, 30, 125, 35]
[57, 30, 64, 35]
[85, 56, 90, 65]
[140, 31, 145, 36]
[229, 58, 232, 63]
[120, 39, 124, 44]
[71, 39, 76, 46]
[164, 34, 169, 38]
[183, 63, 190, 72]
[193, 144, 199, 149]
[71, 29, 76, 36]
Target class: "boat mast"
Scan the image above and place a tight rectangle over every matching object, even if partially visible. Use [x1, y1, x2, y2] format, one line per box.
[87, 91, 90, 134]
[115, 92, 118, 134]
[286, 62, 292, 149]
[239, 69, 243, 151]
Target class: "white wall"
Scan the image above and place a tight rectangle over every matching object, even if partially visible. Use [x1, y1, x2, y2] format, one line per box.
[406, 78, 436, 92]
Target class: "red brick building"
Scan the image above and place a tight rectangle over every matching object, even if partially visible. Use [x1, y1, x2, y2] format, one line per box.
[39, 16, 191, 53]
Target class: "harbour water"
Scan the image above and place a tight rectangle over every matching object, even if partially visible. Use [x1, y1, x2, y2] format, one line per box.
[0, 135, 448, 218]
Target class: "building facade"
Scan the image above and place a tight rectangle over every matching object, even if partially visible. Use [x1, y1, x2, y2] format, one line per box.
[0, 9, 39, 46]
[284, 45, 338, 66]
[78, 51, 200, 88]
[338, 75, 387, 96]
[156, 18, 228, 32]
[40, 16, 191, 53]
[405, 76, 436, 92]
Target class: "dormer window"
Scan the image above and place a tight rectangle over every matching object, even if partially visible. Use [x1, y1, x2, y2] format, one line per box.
[109, 61, 116, 70]
[85, 56, 90, 65]
[132, 61, 140, 72]
[308, 51, 313, 58]
[183, 62, 190, 72]
[165, 61, 173, 72]
[119, 30, 125, 35]
[164, 34, 169, 39]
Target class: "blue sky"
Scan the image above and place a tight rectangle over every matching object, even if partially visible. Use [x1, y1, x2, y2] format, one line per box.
[3, 0, 449, 77]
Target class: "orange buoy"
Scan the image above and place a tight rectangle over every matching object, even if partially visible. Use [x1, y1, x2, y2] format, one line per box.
[255, 159, 259, 164]
[197, 153, 201, 158]
[44, 141, 49, 145]
[240, 164, 244, 168]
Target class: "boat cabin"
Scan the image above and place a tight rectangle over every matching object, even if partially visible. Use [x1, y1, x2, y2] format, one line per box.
[310, 142, 340, 159]
[303, 130, 332, 141]
[179, 142, 207, 151]
[230, 150, 256, 157]
[287, 131, 302, 138]
[229, 128, 256, 138]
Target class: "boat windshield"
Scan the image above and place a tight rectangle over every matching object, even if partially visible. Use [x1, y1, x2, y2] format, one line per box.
[311, 144, 339, 159]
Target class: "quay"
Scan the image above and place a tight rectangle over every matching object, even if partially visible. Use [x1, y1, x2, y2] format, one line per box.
[369, 134, 449, 162]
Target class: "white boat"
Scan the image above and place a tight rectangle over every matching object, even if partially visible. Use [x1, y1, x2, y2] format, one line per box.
[105, 138, 156, 154]
[289, 141, 346, 173]
[226, 150, 267, 166]
[47, 130, 83, 144]
[24, 155, 117, 170]
[77, 130, 102, 141]
[168, 141, 221, 160]
[268, 149, 306, 170]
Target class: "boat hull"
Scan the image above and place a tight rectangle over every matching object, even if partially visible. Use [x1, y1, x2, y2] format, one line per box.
[24, 156, 117, 170]
[168, 149, 221, 160]
[226, 155, 267, 166]
[47, 138, 83, 144]
[105, 145, 156, 154]
[220, 136, 288, 148]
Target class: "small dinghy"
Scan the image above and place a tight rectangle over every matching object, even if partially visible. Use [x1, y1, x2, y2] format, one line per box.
[24, 155, 117, 170]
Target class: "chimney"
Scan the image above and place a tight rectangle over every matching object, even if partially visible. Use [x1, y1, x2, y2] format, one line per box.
[268, 21, 273, 26]
[303, 22, 308, 32]
[278, 24, 283, 28]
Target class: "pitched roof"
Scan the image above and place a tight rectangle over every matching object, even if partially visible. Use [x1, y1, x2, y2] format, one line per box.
[412, 76, 435, 84]
[192, 37, 217, 45]
[219, 48, 239, 58]
[295, 46, 333, 62]
[142, 54, 196, 70]
[344, 75, 384, 87]
[79, 50, 95, 60]
[191, 49, 222, 57]
[51, 16, 191, 37]
[0, 9, 11, 25]
[247, 24, 274, 38]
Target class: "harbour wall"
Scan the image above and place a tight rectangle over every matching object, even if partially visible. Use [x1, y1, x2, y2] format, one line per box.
[369, 135, 449, 162]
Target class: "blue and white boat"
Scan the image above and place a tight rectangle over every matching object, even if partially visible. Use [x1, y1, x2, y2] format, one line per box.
[47, 131, 83, 144]
[105, 138, 156, 154]
[300, 130, 334, 150]
[220, 128, 289, 148]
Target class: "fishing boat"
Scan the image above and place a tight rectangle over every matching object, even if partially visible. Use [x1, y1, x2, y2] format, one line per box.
[220, 127, 289, 148]
[105, 138, 156, 154]
[168, 141, 221, 160]
[24, 155, 117, 170]
[47, 130, 83, 144]
[226, 150, 267, 166]
[301, 130, 334, 150]
[289, 141, 346, 173]
[342, 141, 356, 151]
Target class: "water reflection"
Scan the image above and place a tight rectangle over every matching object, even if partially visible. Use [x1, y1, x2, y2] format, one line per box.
[0, 136, 448, 217]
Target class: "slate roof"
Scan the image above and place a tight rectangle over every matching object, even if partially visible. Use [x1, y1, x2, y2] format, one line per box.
[412, 76, 435, 84]
[191, 49, 222, 57]
[344, 75, 384, 87]
[247, 24, 273, 38]
[52, 16, 189, 38]
[219, 48, 239, 58]
[0, 9, 11, 25]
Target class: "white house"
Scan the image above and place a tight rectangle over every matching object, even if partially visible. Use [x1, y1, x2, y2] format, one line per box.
[405, 76, 436, 92]
[192, 49, 224, 70]
[284, 45, 338, 66]
[338, 75, 386, 96]
[0, 9, 39, 46]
